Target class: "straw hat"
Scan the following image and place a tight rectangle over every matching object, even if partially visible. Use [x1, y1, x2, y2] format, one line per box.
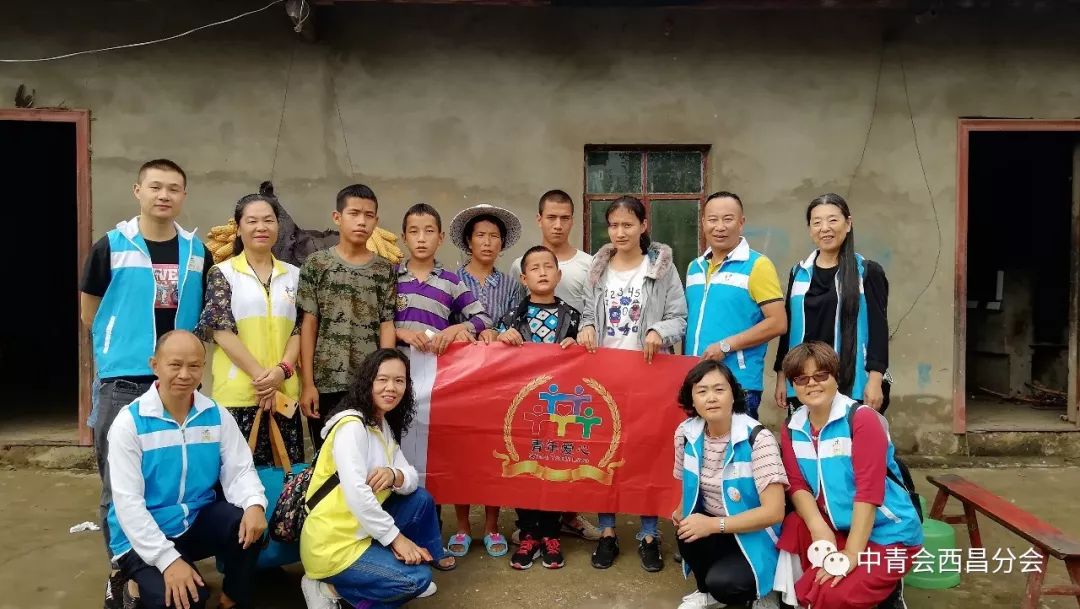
[448, 204, 522, 253]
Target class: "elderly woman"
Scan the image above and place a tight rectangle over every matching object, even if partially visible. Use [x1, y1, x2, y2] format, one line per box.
[443, 203, 524, 559]
[776, 342, 922, 609]
[672, 360, 787, 609]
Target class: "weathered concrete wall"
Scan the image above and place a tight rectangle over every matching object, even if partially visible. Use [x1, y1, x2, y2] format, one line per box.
[5, 2, 1080, 453]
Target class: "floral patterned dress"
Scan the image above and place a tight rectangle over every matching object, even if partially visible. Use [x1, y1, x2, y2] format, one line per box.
[196, 265, 305, 466]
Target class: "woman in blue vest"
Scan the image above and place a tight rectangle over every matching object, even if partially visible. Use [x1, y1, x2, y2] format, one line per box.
[196, 184, 304, 466]
[776, 342, 922, 609]
[672, 359, 787, 609]
[773, 193, 890, 415]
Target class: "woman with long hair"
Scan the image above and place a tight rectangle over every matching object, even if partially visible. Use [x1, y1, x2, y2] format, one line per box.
[672, 360, 787, 609]
[577, 195, 688, 572]
[773, 193, 890, 415]
[195, 184, 304, 464]
[300, 349, 455, 609]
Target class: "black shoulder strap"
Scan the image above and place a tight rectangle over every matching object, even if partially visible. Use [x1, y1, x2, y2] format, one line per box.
[846, 404, 909, 492]
[749, 424, 766, 447]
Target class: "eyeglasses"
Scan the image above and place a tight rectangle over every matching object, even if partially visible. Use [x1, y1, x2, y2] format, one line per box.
[791, 371, 831, 386]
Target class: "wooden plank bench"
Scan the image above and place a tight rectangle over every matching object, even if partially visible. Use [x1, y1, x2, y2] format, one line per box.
[927, 473, 1080, 609]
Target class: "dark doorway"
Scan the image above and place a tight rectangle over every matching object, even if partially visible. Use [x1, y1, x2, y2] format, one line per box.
[0, 120, 80, 442]
[964, 131, 1078, 431]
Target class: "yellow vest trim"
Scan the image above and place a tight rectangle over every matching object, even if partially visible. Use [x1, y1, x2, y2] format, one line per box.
[210, 253, 301, 407]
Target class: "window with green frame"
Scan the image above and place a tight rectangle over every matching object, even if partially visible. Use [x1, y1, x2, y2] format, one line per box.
[583, 146, 708, 281]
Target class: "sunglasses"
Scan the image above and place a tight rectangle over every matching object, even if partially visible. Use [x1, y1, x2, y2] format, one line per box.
[791, 371, 831, 386]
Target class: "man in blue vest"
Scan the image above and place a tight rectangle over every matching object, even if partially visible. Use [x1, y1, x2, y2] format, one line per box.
[80, 159, 213, 609]
[685, 191, 787, 419]
[107, 330, 266, 609]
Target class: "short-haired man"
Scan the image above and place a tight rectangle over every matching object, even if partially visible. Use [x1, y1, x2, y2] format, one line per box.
[510, 190, 593, 312]
[107, 331, 266, 609]
[80, 159, 214, 608]
[685, 191, 787, 419]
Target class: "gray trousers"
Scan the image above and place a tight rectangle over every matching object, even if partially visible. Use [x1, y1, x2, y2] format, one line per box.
[94, 379, 153, 560]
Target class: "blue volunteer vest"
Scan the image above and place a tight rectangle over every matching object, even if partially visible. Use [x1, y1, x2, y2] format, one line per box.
[686, 239, 770, 391]
[787, 394, 923, 548]
[679, 414, 781, 599]
[107, 389, 224, 559]
[92, 218, 205, 379]
[786, 251, 870, 399]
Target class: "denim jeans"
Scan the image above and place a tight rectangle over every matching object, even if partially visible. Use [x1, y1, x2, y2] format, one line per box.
[95, 378, 154, 558]
[326, 488, 443, 608]
[598, 513, 659, 541]
[744, 390, 762, 420]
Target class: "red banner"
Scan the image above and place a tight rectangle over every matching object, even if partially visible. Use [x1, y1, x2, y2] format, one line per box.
[423, 343, 697, 516]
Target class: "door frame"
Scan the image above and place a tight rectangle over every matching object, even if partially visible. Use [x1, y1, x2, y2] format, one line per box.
[0, 109, 93, 446]
[954, 118, 1080, 434]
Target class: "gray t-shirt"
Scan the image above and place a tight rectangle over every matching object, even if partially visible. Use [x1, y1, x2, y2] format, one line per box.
[510, 249, 593, 312]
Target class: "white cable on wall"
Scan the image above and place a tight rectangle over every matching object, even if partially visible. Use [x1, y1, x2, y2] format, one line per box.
[0, 0, 284, 63]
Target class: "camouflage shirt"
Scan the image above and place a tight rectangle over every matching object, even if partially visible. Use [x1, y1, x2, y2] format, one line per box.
[296, 248, 397, 393]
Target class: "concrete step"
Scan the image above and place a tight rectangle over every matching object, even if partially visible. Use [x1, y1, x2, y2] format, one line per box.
[965, 428, 1080, 459]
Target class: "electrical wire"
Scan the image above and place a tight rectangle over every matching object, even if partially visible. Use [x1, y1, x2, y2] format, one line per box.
[0, 0, 284, 63]
[889, 47, 943, 339]
[330, 69, 356, 178]
[269, 42, 298, 181]
[846, 41, 886, 200]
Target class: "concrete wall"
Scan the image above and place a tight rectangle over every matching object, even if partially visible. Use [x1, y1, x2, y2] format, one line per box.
[5, 1, 1080, 453]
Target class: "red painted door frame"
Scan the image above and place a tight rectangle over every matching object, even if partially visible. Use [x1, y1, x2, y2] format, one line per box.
[954, 118, 1080, 434]
[0, 109, 94, 446]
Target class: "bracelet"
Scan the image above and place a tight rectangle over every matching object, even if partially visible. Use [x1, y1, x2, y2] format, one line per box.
[719, 517, 726, 534]
[277, 361, 294, 380]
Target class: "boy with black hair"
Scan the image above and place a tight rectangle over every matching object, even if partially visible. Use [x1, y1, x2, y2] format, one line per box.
[297, 184, 397, 449]
[498, 245, 581, 570]
[395, 203, 493, 355]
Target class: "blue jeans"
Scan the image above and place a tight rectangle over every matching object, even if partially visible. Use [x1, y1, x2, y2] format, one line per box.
[326, 488, 441, 608]
[744, 390, 762, 420]
[598, 513, 659, 541]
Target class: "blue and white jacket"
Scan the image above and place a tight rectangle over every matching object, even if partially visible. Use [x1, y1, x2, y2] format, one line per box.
[685, 238, 775, 391]
[106, 386, 266, 571]
[786, 250, 870, 399]
[92, 217, 205, 379]
[787, 392, 922, 547]
[678, 414, 781, 599]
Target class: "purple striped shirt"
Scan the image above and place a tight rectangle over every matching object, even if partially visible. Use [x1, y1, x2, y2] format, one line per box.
[394, 262, 490, 335]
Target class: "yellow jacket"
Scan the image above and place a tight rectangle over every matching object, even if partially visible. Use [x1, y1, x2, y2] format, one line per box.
[210, 253, 300, 407]
[300, 410, 419, 579]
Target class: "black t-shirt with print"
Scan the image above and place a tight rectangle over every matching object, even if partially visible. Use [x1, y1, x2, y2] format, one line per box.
[80, 234, 213, 340]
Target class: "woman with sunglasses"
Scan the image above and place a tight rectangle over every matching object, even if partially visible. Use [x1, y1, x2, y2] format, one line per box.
[772, 194, 890, 415]
[774, 342, 921, 609]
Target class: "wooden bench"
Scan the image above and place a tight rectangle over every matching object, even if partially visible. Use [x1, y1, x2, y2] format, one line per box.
[927, 473, 1080, 609]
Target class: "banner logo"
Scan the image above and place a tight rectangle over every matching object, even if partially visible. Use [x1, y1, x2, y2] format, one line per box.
[493, 374, 625, 485]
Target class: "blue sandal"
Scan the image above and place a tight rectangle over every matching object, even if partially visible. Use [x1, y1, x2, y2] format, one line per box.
[483, 533, 508, 558]
[446, 533, 472, 557]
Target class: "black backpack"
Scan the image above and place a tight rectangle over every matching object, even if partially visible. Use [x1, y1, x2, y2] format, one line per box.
[845, 405, 924, 523]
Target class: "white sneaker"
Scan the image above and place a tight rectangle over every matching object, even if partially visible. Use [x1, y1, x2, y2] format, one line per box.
[300, 575, 340, 609]
[418, 581, 437, 598]
[678, 590, 721, 609]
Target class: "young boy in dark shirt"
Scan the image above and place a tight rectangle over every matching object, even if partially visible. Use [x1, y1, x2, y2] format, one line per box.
[499, 245, 580, 569]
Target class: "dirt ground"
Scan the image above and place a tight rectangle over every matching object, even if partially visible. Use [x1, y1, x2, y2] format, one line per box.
[2, 465, 1076, 609]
